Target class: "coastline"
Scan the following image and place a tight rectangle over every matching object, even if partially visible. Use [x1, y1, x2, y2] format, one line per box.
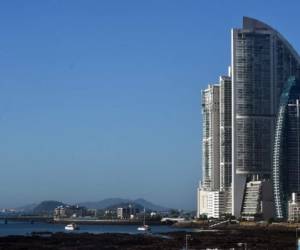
[173, 220, 300, 231]
[0, 217, 169, 225]
[52, 218, 167, 225]
[0, 227, 297, 250]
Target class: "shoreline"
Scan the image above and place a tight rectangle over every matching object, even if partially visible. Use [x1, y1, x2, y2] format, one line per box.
[0, 227, 297, 250]
[52, 218, 167, 225]
[174, 220, 300, 231]
[0, 217, 169, 226]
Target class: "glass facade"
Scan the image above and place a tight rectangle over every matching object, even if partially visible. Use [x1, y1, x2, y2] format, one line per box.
[199, 17, 300, 219]
[233, 31, 273, 174]
[273, 77, 300, 218]
[232, 17, 300, 217]
[220, 76, 232, 190]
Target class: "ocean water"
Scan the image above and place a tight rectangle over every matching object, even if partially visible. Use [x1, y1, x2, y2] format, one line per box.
[0, 220, 188, 236]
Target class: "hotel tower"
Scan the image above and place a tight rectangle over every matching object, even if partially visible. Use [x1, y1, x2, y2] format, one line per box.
[197, 17, 300, 220]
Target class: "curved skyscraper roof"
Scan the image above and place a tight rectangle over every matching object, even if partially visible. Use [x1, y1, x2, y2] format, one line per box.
[243, 17, 300, 63]
[231, 17, 300, 217]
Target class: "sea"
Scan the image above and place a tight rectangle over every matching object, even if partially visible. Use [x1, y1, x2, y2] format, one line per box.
[0, 220, 192, 236]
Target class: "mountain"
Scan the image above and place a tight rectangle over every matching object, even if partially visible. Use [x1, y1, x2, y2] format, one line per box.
[32, 200, 65, 215]
[17, 198, 170, 214]
[105, 202, 144, 211]
[78, 198, 131, 209]
[134, 198, 169, 212]
[16, 203, 37, 212]
[79, 198, 170, 211]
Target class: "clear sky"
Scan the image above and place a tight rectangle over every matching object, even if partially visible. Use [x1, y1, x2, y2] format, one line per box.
[0, 0, 299, 209]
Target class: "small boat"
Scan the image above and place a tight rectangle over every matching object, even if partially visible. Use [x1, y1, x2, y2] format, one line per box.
[65, 223, 79, 231]
[137, 224, 151, 231]
[137, 208, 151, 232]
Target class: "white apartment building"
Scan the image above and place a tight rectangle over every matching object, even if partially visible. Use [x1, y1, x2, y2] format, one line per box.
[201, 84, 220, 191]
[197, 188, 225, 218]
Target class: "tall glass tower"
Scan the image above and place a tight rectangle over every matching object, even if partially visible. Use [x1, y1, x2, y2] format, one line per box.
[231, 17, 300, 217]
[220, 75, 232, 214]
[273, 77, 300, 218]
[197, 17, 300, 220]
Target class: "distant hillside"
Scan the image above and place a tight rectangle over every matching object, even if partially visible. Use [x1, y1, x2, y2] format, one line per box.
[16, 203, 37, 212]
[105, 202, 144, 211]
[17, 198, 170, 214]
[134, 198, 169, 212]
[32, 200, 65, 215]
[79, 198, 170, 211]
[78, 198, 131, 209]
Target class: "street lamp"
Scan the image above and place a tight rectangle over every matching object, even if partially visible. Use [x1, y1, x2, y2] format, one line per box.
[185, 234, 191, 250]
[296, 227, 300, 248]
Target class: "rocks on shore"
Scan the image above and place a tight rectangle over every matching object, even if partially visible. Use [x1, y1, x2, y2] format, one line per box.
[0, 227, 297, 250]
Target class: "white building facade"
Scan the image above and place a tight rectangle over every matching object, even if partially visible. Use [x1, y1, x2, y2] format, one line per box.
[197, 189, 225, 218]
[201, 84, 220, 191]
[197, 84, 226, 218]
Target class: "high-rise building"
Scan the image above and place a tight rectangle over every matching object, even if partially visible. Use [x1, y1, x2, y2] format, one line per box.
[201, 84, 220, 191]
[197, 84, 223, 218]
[220, 75, 232, 191]
[219, 74, 232, 214]
[273, 76, 300, 218]
[197, 17, 300, 220]
[231, 17, 300, 217]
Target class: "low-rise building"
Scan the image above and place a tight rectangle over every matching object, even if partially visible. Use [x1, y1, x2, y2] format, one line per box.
[197, 188, 225, 219]
[197, 187, 208, 217]
[54, 205, 87, 219]
[288, 193, 300, 222]
[241, 180, 274, 221]
[116, 205, 139, 219]
[117, 207, 130, 219]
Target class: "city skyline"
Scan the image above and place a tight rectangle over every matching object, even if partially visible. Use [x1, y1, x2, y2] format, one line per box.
[198, 16, 300, 220]
[1, 1, 300, 210]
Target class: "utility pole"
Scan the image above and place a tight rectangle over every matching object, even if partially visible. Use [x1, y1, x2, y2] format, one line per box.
[185, 234, 191, 250]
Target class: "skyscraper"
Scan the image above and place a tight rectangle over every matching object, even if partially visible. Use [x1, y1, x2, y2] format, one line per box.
[197, 84, 226, 218]
[273, 76, 300, 218]
[231, 17, 300, 217]
[201, 84, 220, 191]
[219, 74, 232, 213]
[198, 78, 232, 218]
[197, 17, 300, 220]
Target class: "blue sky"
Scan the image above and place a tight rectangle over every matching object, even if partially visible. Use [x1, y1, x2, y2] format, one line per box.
[0, 0, 299, 209]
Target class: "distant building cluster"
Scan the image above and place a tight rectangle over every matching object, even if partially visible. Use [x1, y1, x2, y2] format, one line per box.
[54, 205, 88, 219]
[197, 17, 300, 221]
[117, 206, 140, 220]
[53, 203, 163, 221]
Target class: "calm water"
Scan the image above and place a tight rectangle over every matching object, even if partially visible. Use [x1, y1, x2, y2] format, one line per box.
[0, 220, 189, 236]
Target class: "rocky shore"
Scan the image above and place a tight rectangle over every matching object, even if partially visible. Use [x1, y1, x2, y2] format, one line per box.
[0, 226, 297, 249]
